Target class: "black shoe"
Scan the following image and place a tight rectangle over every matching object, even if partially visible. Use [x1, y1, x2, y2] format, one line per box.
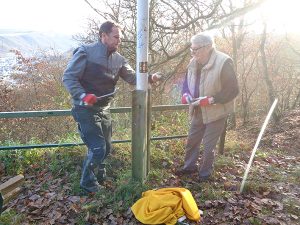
[175, 167, 198, 176]
[90, 163, 106, 184]
[96, 168, 106, 184]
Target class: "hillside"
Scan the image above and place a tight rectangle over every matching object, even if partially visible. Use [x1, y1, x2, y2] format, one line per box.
[0, 30, 77, 77]
[0, 30, 76, 57]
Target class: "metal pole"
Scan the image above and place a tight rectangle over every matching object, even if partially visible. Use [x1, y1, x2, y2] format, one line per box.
[132, 0, 149, 182]
[136, 0, 149, 91]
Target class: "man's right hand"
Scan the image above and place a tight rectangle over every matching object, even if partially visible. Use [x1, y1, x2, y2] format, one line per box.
[80, 94, 97, 106]
[181, 93, 193, 104]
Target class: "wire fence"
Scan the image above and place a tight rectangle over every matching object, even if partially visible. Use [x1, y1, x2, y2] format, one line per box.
[0, 105, 189, 151]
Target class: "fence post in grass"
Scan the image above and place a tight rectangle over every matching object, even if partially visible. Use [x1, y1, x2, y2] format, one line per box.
[132, 90, 148, 181]
[132, 0, 150, 182]
[218, 118, 227, 155]
[147, 88, 152, 174]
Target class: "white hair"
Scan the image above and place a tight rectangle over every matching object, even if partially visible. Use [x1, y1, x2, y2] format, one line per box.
[191, 32, 215, 48]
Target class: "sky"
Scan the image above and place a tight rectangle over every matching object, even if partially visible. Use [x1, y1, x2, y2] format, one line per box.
[0, 0, 99, 35]
[250, 0, 300, 34]
[0, 0, 299, 35]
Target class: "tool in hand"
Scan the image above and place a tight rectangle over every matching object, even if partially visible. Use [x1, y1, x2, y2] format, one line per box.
[96, 87, 119, 99]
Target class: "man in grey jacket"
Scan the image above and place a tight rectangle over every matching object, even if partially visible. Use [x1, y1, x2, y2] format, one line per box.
[176, 32, 239, 181]
[63, 21, 160, 193]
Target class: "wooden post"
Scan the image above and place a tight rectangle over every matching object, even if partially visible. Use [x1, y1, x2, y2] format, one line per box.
[0, 174, 24, 214]
[132, 90, 148, 181]
[0, 193, 3, 214]
[0, 174, 24, 196]
[218, 118, 227, 155]
[146, 88, 152, 174]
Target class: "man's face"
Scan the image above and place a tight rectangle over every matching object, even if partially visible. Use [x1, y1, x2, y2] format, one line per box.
[190, 43, 211, 65]
[102, 26, 122, 52]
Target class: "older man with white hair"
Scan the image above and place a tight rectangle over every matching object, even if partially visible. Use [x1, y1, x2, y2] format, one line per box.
[176, 32, 239, 181]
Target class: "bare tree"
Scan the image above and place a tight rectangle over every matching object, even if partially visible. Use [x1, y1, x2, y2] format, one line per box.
[285, 36, 300, 109]
[259, 22, 279, 122]
[79, 0, 267, 105]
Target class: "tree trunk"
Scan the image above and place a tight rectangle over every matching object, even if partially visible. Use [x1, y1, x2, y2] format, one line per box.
[292, 89, 300, 109]
[259, 23, 279, 122]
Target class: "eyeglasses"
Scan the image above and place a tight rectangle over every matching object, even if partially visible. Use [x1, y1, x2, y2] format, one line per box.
[190, 45, 209, 53]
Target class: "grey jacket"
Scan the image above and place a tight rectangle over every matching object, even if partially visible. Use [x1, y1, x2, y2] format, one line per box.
[63, 41, 136, 107]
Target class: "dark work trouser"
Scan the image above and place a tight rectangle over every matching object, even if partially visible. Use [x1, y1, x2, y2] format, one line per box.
[183, 108, 226, 178]
[71, 105, 111, 192]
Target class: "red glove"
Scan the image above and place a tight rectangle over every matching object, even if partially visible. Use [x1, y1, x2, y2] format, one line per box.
[193, 96, 214, 107]
[81, 94, 97, 106]
[181, 93, 193, 104]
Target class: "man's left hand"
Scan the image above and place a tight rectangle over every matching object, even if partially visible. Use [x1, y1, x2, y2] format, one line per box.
[192, 96, 214, 107]
[151, 72, 163, 83]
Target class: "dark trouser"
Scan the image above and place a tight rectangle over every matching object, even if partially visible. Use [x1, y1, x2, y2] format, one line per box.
[183, 109, 226, 178]
[71, 105, 112, 192]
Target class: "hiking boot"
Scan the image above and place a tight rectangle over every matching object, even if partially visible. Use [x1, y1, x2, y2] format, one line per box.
[89, 163, 106, 184]
[95, 165, 106, 184]
[175, 167, 198, 176]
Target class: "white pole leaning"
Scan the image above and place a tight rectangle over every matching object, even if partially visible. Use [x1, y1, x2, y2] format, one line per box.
[240, 99, 278, 193]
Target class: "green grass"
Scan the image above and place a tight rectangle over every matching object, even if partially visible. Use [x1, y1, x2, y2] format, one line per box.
[215, 155, 236, 169]
[255, 150, 269, 159]
[68, 171, 82, 195]
[248, 217, 263, 225]
[0, 209, 25, 225]
[47, 148, 84, 176]
[1, 113, 299, 224]
[291, 167, 300, 182]
[241, 178, 273, 194]
[151, 147, 174, 169]
[201, 186, 232, 201]
[0, 146, 85, 176]
[74, 214, 88, 225]
[111, 174, 149, 210]
[264, 165, 288, 182]
[0, 149, 45, 175]
[75, 172, 149, 215]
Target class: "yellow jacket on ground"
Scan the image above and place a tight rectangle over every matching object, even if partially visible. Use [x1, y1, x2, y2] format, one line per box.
[131, 187, 201, 225]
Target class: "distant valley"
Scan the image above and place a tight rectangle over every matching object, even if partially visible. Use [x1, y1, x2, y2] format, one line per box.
[0, 30, 78, 77]
[0, 29, 77, 57]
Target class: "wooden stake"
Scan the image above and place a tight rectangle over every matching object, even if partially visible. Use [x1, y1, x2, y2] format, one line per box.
[0, 174, 24, 213]
[0, 174, 24, 196]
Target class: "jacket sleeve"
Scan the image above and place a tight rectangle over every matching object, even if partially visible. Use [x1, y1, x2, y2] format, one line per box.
[213, 59, 239, 104]
[181, 73, 190, 95]
[62, 46, 87, 100]
[119, 58, 136, 85]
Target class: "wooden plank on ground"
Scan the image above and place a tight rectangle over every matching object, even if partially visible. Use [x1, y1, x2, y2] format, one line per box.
[3, 187, 22, 204]
[0, 175, 24, 196]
